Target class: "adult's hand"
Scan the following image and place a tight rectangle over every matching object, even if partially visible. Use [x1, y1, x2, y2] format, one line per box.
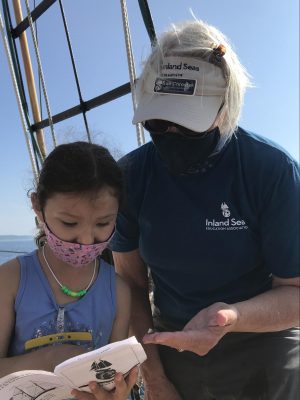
[71, 367, 138, 400]
[143, 302, 238, 356]
[143, 374, 182, 400]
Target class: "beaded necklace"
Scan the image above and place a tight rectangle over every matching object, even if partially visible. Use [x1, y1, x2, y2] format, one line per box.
[42, 245, 97, 298]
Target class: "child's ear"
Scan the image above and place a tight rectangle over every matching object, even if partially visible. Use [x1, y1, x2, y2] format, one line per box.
[31, 193, 44, 224]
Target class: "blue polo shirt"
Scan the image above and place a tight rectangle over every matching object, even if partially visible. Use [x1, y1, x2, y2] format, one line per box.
[110, 127, 300, 327]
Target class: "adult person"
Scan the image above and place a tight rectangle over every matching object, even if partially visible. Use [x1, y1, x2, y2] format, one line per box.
[110, 19, 300, 400]
[0, 142, 138, 400]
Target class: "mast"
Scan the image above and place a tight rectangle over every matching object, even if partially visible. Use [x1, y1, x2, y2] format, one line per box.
[12, 0, 46, 159]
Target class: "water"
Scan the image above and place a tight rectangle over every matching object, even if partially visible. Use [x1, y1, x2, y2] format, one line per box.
[0, 235, 37, 264]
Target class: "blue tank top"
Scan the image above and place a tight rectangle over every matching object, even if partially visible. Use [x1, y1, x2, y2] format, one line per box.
[9, 251, 116, 356]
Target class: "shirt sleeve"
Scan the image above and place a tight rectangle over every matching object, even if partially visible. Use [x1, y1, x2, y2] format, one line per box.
[259, 156, 299, 278]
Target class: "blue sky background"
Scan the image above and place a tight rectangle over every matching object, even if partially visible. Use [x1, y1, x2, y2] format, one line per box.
[0, 0, 299, 235]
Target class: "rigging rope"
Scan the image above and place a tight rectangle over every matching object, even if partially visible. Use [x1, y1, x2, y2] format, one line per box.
[33, 0, 44, 132]
[120, 0, 145, 147]
[24, 0, 57, 148]
[2, 0, 159, 157]
[58, 0, 92, 143]
[0, 10, 39, 182]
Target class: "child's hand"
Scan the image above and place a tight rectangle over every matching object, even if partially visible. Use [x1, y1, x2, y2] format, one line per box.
[71, 366, 139, 400]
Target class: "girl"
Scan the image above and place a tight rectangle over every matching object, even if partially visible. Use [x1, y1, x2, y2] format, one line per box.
[0, 142, 137, 400]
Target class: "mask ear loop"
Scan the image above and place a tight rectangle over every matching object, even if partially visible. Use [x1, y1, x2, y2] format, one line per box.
[217, 100, 225, 115]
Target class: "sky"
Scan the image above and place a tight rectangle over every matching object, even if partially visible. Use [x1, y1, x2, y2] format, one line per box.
[0, 0, 299, 235]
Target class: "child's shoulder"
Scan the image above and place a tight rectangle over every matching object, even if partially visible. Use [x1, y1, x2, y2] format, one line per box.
[0, 257, 21, 297]
[0, 257, 20, 274]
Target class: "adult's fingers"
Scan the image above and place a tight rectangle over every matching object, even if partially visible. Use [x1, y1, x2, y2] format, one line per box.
[143, 329, 223, 356]
[143, 331, 191, 350]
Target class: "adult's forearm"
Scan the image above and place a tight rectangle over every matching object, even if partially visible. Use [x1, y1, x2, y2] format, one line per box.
[233, 285, 300, 333]
[112, 250, 171, 385]
[129, 287, 154, 340]
[130, 287, 166, 380]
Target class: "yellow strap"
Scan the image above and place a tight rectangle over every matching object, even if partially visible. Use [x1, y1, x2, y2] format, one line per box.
[25, 331, 93, 350]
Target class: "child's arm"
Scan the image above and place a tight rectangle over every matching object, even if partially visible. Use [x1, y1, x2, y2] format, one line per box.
[71, 367, 139, 400]
[0, 259, 86, 377]
[109, 274, 131, 343]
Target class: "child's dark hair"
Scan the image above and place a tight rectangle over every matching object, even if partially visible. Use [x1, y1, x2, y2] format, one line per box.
[36, 141, 123, 209]
[35, 141, 123, 250]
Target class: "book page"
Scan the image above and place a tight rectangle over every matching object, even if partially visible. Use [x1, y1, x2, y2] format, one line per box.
[0, 370, 75, 400]
[55, 336, 147, 391]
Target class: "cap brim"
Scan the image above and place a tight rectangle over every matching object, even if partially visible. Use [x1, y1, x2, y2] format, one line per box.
[132, 92, 223, 133]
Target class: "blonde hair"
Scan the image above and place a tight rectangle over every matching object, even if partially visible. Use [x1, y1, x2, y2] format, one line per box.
[140, 20, 252, 138]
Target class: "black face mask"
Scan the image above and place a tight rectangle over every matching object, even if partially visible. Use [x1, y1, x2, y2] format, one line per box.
[146, 122, 220, 175]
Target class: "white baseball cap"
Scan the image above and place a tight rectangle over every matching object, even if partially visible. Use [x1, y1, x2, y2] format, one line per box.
[133, 56, 227, 133]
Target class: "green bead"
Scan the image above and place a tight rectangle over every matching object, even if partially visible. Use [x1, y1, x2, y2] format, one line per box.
[62, 286, 68, 294]
[61, 286, 86, 298]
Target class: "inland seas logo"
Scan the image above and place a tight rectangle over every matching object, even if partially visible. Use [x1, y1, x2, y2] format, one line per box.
[206, 202, 248, 231]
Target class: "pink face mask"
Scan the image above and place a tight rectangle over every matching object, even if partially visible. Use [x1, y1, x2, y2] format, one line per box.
[43, 223, 113, 267]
